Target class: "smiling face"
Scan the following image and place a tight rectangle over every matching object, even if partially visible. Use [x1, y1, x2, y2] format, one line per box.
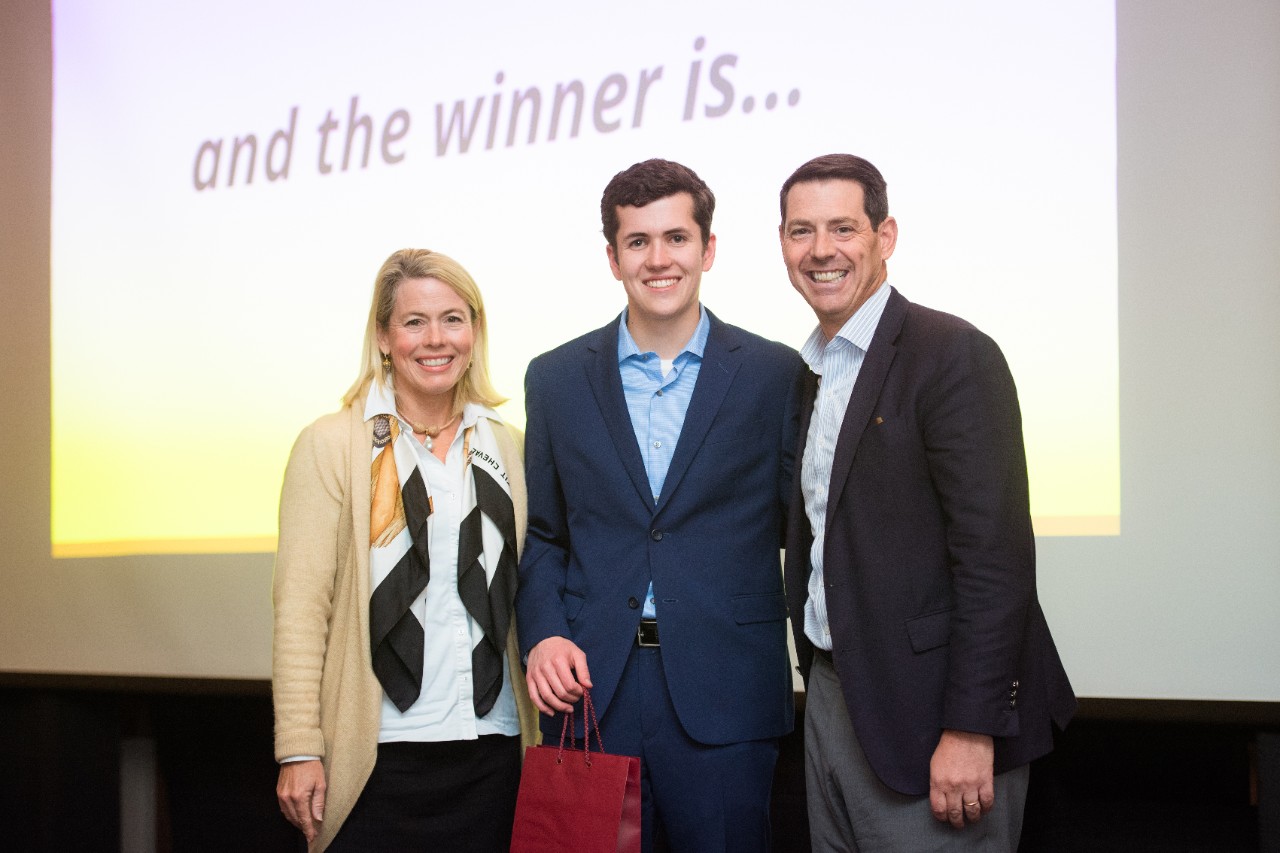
[376, 276, 474, 418]
[780, 179, 898, 339]
[606, 192, 716, 345]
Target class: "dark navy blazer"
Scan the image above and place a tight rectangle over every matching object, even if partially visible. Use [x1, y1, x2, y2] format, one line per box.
[784, 287, 1077, 796]
[516, 310, 805, 744]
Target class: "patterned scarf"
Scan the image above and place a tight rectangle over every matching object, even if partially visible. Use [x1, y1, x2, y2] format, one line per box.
[367, 413, 518, 716]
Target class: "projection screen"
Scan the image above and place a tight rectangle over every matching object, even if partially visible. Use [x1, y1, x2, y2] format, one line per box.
[2, 0, 1278, 705]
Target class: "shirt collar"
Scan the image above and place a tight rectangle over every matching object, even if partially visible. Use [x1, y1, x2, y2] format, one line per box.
[363, 380, 498, 430]
[800, 283, 893, 373]
[617, 305, 710, 364]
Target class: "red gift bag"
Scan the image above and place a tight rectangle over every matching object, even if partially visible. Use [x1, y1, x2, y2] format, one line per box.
[510, 690, 641, 853]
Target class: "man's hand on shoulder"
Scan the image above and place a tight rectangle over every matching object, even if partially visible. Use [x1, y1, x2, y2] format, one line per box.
[929, 729, 995, 828]
[525, 636, 592, 715]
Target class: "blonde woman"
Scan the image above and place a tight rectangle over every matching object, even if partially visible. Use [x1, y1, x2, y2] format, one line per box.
[272, 249, 536, 851]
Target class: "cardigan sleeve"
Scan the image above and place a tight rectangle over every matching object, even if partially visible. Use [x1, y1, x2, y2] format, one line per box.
[271, 415, 350, 761]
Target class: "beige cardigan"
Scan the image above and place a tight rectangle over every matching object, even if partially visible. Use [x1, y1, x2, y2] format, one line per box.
[272, 400, 538, 851]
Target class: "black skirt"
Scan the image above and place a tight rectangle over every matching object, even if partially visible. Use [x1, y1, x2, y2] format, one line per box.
[327, 734, 521, 852]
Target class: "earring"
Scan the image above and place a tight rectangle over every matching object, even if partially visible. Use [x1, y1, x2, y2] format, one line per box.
[381, 352, 391, 370]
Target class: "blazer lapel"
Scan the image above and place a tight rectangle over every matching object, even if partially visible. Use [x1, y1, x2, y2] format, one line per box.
[656, 313, 739, 514]
[825, 289, 907, 531]
[585, 317, 654, 510]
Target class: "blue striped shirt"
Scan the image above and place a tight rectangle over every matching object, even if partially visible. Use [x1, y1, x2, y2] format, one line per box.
[618, 306, 710, 618]
[799, 283, 892, 650]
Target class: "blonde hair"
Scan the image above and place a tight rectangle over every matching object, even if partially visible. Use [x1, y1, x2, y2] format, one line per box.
[342, 248, 506, 416]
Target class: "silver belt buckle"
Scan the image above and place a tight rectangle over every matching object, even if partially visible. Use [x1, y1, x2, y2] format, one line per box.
[636, 619, 660, 647]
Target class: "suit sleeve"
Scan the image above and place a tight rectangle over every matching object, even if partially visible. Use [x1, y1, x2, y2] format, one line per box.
[924, 329, 1035, 738]
[514, 360, 574, 657]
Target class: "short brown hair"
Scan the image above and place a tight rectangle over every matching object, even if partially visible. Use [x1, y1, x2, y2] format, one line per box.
[601, 159, 715, 251]
[780, 154, 889, 229]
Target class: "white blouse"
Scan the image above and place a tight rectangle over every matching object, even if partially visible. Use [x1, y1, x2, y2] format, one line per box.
[364, 385, 520, 742]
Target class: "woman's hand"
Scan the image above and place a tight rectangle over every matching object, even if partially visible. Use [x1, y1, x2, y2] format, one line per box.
[277, 759, 327, 841]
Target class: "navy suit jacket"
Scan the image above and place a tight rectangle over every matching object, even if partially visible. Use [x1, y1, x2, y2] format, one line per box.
[517, 310, 805, 744]
[785, 288, 1077, 796]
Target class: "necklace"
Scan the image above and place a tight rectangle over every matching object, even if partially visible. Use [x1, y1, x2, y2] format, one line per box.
[398, 411, 458, 451]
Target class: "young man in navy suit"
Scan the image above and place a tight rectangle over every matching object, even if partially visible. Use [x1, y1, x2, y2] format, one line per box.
[779, 153, 1076, 851]
[516, 159, 804, 852]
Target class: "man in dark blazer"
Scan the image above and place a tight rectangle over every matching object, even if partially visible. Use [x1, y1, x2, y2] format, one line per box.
[516, 159, 804, 852]
[778, 153, 1076, 851]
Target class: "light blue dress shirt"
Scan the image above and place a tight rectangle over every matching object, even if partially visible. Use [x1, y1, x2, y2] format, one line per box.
[617, 306, 710, 619]
[799, 283, 892, 650]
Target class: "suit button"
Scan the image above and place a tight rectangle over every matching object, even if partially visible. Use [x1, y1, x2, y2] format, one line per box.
[651, 530, 663, 541]
[1009, 699, 1017, 709]
[628, 597, 639, 609]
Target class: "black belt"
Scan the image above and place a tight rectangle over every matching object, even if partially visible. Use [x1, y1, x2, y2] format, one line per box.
[812, 645, 833, 665]
[636, 618, 660, 647]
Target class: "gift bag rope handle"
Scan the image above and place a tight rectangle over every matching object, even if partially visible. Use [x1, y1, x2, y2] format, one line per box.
[555, 688, 606, 767]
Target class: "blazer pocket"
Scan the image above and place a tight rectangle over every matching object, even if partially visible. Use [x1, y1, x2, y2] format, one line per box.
[705, 418, 763, 445]
[905, 608, 953, 653]
[732, 591, 787, 624]
[564, 590, 585, 621]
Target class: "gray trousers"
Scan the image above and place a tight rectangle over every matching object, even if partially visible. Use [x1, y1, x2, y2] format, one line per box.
[805, 654, 1029, 852]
